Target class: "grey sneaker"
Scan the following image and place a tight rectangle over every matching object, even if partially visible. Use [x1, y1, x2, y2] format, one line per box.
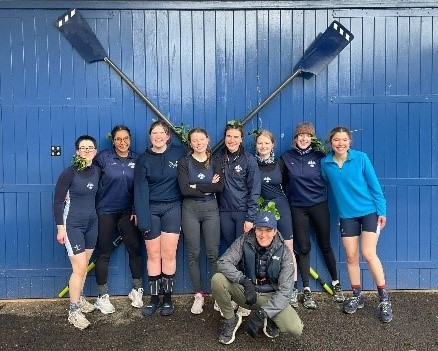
[79, 296, 96, 313]
[263, 318, 280, 338]
[68, 310, 90, 330]
[379, 300, 393, 323]
[218, 313, 242, 345]
[332, 283, 345, 303]
[343, 295, 365, 314]
[128, 288, 144, 308]
[303, 290, 317, 309]
[94, 294, 116, 314]
[290, 288, 299, 308]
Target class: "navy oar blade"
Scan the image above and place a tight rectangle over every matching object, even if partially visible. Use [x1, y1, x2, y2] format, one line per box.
[55, 9, 107, 63]
[296, 21, 354, 79]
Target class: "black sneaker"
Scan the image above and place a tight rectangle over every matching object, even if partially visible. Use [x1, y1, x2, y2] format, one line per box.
[263, 318, 280, 338]
[218, 313, 243, 345]
[379, 300, 393, 323]
[141, 299, 162, 318]
[332, 283, 345, 303]
[343, 295, 365, 314]
[160, 301, 175, 316]
[303, 290, 317, 309]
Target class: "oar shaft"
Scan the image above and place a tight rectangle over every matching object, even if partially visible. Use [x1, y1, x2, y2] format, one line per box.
[212, 68, 302, 153]
[104, 57, 178, 135]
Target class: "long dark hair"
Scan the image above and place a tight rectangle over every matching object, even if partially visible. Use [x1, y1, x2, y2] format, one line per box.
[111, 125, 131, 140]
[188, 127, 211, 168]
[222, 123, 244, 165]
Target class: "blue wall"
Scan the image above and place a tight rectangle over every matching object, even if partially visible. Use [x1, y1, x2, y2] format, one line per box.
[1, 2, 437, 298]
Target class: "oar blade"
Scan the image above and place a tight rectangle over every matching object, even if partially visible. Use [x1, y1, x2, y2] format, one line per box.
[55, 8, 107, 63]
[296, 21, 354, 78]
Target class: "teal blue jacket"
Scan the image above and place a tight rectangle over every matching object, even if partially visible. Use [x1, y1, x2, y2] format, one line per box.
[321, 149, 386, 218]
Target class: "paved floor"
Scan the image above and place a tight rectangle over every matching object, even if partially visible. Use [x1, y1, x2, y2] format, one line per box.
[0, 291, 437, 351]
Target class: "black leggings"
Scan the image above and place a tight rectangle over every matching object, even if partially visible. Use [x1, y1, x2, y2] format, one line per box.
[291, 201, 338, 287]
[95, 212, 142, 285]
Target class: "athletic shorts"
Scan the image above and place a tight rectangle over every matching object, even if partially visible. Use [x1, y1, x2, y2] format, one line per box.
[143, 201, 182, 240]
[340, 212, 379, 237]
[65, 214, 98, 256]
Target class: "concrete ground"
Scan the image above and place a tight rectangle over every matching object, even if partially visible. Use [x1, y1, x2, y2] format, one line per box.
[0, 291, 437, 351]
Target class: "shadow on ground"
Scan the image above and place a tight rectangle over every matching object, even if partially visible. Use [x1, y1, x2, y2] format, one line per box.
[0, 291, 437, 351]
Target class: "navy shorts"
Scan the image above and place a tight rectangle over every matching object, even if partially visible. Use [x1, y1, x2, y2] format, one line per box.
[143, 201, 182, 240]
[65, 214, 98, 256]
[340, 213, 379, 237]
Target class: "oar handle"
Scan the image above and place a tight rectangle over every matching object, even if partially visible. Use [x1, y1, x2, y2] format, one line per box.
[104, 57, 178, 136]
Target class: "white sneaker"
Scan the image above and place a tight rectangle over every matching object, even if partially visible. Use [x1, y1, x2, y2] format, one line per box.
[68, 309, 90, 330]
[236, 306, 251, 317]
[191, 293, 205, 314]
[128, 288, 144, 308]
[94, 294, 116, 314]
[79, 296, 96, 313]
[213, 300, 224, 317]
[214, 300, 238, 317]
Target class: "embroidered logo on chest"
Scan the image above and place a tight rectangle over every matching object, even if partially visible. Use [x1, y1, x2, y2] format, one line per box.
[234, 165, 242, 173]
[308, 160, 316, 168]
[87, 182, 94, 189]
[128, 162, 136, 169]
[198, 173, 206, 180]
[263, 176, 271, 183]
[169, 161, 178, 168]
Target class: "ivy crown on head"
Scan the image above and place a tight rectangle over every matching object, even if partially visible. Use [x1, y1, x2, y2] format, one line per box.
[256, 197, 280, 220]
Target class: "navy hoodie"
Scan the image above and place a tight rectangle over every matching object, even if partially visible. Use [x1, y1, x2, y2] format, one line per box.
[94, 148, 138, 215]
[134, 144, 186, 232]
[281, 147, 327, 207]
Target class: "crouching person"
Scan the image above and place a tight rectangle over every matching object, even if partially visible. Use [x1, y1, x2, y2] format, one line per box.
[211, 211, 303, 345]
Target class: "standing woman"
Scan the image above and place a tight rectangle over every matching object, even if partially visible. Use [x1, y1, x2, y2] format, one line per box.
[215, 122, 261, 247]
[93, 125, 143, 314]
[281, 122, 344, 309]
[177, 128, 224, 314]
[214, 122, 260, 317]
[53, 135, 100, 330]
[254, 130, 298, 306]
[321, 126, 393, 323]
[134, 120, 186, 317]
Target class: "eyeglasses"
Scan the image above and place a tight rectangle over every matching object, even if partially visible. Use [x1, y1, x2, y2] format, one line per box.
[114, 137, 130, 143]
[78, 146, 96, 152]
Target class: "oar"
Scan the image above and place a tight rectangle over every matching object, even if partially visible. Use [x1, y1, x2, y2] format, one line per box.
[55, 9, 178, 135]
[211, 20, 354, 153]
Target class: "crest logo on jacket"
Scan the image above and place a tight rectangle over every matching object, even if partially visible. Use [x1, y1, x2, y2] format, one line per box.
[272, 255, 280, 261]
[308, 160, 316, 167]
[234, 165, 242, 173]
[87, 182, 94, 189]
[169, 161, 178, 168]
[198, 173, 205, 180]
[128, 162, 135, 169]
[263, 176, 271, 183]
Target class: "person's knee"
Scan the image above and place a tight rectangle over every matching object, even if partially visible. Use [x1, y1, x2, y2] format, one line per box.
[281, 318, 304, 338]
[362, 249, 377, 264]
[96, 252, 111, 263]
[211, 272, 227, 293]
